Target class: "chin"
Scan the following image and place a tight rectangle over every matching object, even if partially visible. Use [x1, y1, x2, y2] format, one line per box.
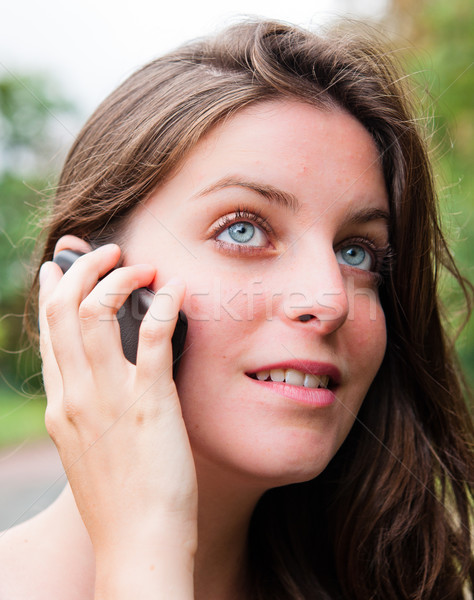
[193, 429, 343, 493]
[256, 453, 336, 488]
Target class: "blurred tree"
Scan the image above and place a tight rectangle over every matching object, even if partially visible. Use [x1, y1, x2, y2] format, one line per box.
[385, 0, 474, 386]
[0, 72, 77, 392]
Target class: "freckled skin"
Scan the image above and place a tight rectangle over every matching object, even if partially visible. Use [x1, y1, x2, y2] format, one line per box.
[124, 100, 389, 492]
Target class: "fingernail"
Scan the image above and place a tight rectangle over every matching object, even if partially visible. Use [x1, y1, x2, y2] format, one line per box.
[39, 261, 53, 285]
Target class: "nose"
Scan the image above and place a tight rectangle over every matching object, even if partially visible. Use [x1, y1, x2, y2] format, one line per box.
[280, 245, 349, 335]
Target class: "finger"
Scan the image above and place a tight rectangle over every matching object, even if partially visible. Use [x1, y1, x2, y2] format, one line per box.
[135, 278, 186, 407]
[79, 264, 156, 379]
[45, 245, 120, 382]
[52, 243, 121, 302]
[54, 234, 92, 256]
[38, 261, 65, 410]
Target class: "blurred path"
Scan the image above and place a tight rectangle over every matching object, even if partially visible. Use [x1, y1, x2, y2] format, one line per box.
[0, 437, 66, 531]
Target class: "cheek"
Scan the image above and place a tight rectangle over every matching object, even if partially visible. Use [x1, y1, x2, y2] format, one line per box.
[183, 273, 270, 326]
[177, 279, 254, 377]
[349, 292, 387, 377]
[175, 277, 273, 409]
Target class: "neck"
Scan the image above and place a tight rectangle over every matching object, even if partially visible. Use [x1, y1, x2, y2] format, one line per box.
[193, 460, 265, 600]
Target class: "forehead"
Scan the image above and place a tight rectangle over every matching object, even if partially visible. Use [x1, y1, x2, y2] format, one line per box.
[175, 100, 387, 210]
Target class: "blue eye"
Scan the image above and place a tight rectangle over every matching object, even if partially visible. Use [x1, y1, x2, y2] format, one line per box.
[336, 244, 373, 271]
[216, 221, 268, 247]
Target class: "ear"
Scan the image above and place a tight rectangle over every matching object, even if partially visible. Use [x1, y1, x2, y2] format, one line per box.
[53, 235, 93, 258]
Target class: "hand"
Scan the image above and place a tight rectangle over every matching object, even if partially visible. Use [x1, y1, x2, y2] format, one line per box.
[38, 239, 197, 597]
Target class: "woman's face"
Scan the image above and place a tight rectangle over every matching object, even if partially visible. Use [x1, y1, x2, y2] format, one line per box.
[124, 100, 389, 489]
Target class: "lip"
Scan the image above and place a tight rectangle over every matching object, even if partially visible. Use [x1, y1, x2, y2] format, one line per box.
[247, 377, 337, 407]
[245, 360, 341, 386]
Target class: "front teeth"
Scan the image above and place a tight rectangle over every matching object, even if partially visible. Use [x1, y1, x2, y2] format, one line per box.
[255, 369, 330, 389]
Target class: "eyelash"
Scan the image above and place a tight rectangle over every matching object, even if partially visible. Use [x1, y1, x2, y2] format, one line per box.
[210, 206, 273, 253]
[210, 207, 393, 279]
[338, 235, 393, 283]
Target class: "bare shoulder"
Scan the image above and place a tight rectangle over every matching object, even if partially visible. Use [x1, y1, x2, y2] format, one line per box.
[0, 512, 56, 599]
[0, 491, 95, 600]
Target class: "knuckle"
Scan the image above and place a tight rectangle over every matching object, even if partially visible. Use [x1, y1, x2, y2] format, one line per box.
[63, 397, 83, 422]
[139, 320, 169, 345]
[78, 299, 101, 324]
[45, 297, 66, 326]
[44, 407, 61, 440]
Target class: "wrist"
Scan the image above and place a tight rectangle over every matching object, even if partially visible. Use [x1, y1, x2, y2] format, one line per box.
[95, 541, 195, 600]
[92, 509, 198, 555]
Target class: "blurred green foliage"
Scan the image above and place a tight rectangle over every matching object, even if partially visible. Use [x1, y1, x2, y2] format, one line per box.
[387, 0, 473, 386]
[0, 389, 46, 448]
[0, 72, 77, 410]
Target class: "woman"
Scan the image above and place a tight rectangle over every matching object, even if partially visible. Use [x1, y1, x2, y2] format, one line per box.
[1, 19, 472, 600]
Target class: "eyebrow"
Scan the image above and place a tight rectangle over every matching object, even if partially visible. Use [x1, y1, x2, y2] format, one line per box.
[193, 176, 300, 213]
[193, 175, 390, 225]
[342, 206, 390, 226]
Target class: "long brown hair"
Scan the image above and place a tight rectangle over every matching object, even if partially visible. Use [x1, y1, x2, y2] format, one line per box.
[26, 19, 473, 599]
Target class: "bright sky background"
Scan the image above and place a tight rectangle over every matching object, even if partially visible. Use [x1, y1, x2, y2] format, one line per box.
[1, 0, 389, 117]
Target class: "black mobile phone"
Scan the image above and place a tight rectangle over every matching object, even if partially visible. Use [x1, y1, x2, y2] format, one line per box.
[53, 249, 187, 378]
